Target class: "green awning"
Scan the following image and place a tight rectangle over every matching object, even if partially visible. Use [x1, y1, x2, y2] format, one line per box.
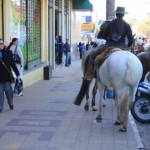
[72, 0, 93, 11]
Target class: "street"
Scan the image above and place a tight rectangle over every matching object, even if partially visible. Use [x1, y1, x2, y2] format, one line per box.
[0, 59, 146, 150]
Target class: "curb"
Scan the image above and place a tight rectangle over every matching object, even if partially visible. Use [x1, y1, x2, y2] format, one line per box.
[129, 112, 144, 150]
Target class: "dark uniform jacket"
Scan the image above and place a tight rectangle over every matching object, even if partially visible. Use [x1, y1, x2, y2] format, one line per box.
[103, 19, 133, 47]
[64, 43, 71, 53]
[0, 48, 20, 83]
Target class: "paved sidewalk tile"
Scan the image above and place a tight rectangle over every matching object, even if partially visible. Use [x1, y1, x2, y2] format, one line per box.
[0, 60, 139, 150]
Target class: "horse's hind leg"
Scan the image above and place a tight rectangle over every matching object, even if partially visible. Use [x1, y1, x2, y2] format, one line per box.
[120, 86, 137, 132]
[119, 88, 130, 132]
[114, 88, 125, 125]
[96, 80, 105, 121]
[92, 79, 98, 111]
[84, 87, 90, 111]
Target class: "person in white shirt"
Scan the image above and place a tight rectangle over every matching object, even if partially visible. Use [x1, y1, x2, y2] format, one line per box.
[7, 38, 24, 96]
[137, 37, 143, 46]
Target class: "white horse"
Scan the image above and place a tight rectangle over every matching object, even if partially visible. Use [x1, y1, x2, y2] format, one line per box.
[74, 48, 143, 132]
[96, 49, 143, 131]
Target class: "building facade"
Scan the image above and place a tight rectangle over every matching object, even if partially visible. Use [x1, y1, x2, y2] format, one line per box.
[0, 0, 72, 87]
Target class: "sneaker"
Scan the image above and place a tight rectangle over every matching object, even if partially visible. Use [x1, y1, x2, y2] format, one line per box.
[15, 92, 23, 97]
[65, 65, 70, 67]
[9, 105, 14, 110]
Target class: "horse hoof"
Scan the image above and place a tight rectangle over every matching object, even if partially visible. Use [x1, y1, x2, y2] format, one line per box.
[119, 128, 127, 132]
[114, 121, 122, 125]
[92, 106, 97, 111]
[84, 105, 89, 111]
[96, 115, 102, 122]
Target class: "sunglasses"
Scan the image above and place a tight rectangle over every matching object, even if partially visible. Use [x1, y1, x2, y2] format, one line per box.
[0, 43, 4, 45]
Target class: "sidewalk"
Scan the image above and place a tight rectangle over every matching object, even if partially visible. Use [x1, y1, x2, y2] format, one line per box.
[0, 59, 141, 150]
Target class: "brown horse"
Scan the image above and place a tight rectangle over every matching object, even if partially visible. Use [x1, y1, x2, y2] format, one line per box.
[137, 50, 150, 82]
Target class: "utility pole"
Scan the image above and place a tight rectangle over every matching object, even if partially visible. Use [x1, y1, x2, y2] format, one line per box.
[106, 0, 115, 19]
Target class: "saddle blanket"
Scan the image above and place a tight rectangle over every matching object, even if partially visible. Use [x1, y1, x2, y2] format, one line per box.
[94, 46, 128, 70]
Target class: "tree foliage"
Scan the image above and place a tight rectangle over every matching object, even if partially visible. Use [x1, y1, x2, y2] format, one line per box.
[137, 20, 150, 36]
[136, 15, 150, 36]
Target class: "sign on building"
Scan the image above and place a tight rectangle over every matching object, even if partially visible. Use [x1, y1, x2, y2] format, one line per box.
[81, 23, 95, 32]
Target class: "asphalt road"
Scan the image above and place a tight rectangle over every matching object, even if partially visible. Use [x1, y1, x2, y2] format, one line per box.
[136, 122, 150, 150]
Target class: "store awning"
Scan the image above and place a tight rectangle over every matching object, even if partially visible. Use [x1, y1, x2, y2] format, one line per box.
[72, 0, 93, 11]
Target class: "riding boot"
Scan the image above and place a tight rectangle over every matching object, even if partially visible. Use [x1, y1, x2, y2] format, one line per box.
[83, 64, 94, 81]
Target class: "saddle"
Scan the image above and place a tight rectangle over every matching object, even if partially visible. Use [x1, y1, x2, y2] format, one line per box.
[94, 46, 129, 70]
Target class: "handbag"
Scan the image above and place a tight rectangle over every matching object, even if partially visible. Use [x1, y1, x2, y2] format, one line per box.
[13, 46, 21, 64]
[0, 59, 15, 83]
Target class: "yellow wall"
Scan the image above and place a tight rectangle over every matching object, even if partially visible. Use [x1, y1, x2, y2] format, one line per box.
[23, 66, 44, 88]
[41, 0, 49, 65]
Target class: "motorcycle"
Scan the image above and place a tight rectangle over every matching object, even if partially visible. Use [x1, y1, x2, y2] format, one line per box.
[131, 82, 150, 123]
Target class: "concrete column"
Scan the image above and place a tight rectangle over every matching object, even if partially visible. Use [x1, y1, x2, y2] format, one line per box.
[3, 0, 10, 45]
[48, 5, 53, 66]
[106, 0, 115, 19]
[52, 0, 55, 68]
[66, 13, 69, 39]
[0, 0, 2, 38]
[68, 0, 71, 44]
[61, 0, 65, 41]
[41, 0, 49, 64]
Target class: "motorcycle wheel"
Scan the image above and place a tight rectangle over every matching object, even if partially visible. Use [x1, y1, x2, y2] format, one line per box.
[131, 95, 150, 123]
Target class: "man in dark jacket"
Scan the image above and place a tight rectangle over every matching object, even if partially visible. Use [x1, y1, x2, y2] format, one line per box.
[83, 6, 133, 81]
[0, 39, 20, 112]
[64, 39, 71, 67]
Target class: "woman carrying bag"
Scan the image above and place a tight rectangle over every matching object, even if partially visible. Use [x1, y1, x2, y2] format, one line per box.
[7, 38, 24, 96]
[0, 38, 20, 113]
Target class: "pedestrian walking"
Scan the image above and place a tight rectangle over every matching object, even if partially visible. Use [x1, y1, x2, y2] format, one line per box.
[81, 43, 86, 55]
[7, 38, 24, 96]
[64, 39, 71, 67]
[58, 36, 64, 64]
[86, 42, 89, 51]
[55, 37, 59, 64]
[0, 38, 20, 113]
[78, 42, 82, 59]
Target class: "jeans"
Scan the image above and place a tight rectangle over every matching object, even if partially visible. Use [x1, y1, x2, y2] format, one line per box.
[65, 52, 70, 66]
[0, 82, 13, 110]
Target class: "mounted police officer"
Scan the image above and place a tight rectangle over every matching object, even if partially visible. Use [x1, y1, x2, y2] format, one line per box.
[83, 6, 133, 81]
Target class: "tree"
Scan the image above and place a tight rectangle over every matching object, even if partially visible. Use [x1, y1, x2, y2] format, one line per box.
[136, 17, 150, 36]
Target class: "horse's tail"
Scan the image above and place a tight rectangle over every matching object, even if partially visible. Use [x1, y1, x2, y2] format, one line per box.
[125, 53, 139, 86]
[74, 80, 90, 106]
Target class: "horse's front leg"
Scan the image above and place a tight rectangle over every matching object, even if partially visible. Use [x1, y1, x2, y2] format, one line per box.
[92, 79, 98, 111]
[96, 81, 105, 121]
[84, 86, 90, 111]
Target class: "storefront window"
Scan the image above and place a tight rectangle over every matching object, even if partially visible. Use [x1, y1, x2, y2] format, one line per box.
[10, 0, 41, 70]
[27, 0, 41, 63]
[10, 0, 27, 67]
